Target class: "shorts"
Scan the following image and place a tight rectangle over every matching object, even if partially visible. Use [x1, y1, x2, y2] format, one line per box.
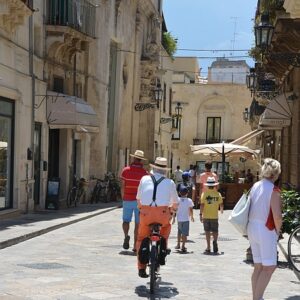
[178, 221, 190, 236]
[122, 200, 139, 223]
[247, 220, 278, 266]
[203, 219, 219, 233]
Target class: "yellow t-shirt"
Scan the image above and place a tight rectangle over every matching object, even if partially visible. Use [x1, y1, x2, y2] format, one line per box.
[200, 189, 223, 219]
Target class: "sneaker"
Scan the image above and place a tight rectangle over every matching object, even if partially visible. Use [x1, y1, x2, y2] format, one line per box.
[123, 235, 130, 250]
[213, 241, 218, 253]
[138, 269, 149, 278]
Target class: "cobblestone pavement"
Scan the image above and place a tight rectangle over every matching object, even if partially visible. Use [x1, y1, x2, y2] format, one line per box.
[0, 207, 299, 299]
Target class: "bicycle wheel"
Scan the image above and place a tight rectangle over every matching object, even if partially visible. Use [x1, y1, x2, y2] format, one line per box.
[150, 244, 157, 294]
[66, 189, 72, 207]
[288, 225, 300, 273]
[67, 188, 76, 207]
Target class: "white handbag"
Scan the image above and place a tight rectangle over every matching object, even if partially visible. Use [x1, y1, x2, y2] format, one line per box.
[228, 190, 251, 236]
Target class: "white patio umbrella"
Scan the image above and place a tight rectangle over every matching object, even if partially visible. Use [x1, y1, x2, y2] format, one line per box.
[190, 142, 258, 182]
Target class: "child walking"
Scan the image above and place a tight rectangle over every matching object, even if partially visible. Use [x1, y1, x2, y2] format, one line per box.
[200, 176, 223, 254]
[172, 186, 194, 252]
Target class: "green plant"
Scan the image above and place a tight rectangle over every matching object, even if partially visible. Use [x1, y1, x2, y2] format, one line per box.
[281, 189, 300, 234]
[223, 174, 234, 183]
[162, 32, 178, 58]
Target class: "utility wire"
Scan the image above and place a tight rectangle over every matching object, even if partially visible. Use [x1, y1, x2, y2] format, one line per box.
[176, 48, 250, 52]
[116, 48, 251, 59]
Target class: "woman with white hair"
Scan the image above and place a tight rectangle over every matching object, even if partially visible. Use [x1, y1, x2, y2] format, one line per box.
[247, 158, 282, 300]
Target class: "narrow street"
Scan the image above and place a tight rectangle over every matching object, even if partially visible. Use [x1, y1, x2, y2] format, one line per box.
[0, 209, 298, 300]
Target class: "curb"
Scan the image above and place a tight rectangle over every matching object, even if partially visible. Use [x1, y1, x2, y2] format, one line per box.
[0, 206, 119, 250]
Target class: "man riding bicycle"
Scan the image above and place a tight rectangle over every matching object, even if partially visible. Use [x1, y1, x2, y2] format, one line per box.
[136, 157, 178, 278]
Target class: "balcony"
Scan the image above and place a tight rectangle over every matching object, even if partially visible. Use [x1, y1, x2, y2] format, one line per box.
[47, 0, 96, 38]
[0, 0, 33, 32]
[193, 138, 234, 145]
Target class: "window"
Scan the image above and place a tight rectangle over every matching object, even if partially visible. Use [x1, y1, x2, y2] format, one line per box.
[163, 83, 166, 113]
[0, 97, 14, 210]
[172, 119, 181, 140]
[206, 117, 221, 143]
[168, 88, 172, 116]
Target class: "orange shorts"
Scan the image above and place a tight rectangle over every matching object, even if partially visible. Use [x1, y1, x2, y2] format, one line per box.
[136, 205, 172, 270]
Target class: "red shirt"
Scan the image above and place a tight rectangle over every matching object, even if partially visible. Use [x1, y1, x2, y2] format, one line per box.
[120, 163, 148, 201]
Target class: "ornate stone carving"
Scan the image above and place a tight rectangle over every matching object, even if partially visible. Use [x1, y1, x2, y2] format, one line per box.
[0, 0, 32, 33]
[47, 27, 90, 65]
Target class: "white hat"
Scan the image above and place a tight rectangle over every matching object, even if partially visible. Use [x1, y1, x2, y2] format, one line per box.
[129, 150, 147, 160]
[149, 157, 170, 170]
[204, 176, 218, 186]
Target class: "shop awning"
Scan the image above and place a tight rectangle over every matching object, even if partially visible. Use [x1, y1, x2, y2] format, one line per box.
[230, 129, 265, 145]
[46, 91, 99, 133]
[258, 93, 292, 130]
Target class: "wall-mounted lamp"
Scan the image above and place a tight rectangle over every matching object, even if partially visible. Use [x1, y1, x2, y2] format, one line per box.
[154, 82, 163, 108]
[160, 102, 183, 126]
[242, 107, 250, 122]
[246, 68, 257, 96]
[134, 81, 163, 111]
[255, 12, 274, 52]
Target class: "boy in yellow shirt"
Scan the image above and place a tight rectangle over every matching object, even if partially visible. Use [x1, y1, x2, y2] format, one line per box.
[200, 177, 223, 254]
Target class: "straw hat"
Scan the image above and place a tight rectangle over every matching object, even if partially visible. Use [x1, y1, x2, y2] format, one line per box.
[149, 157, 170, 170]
[130, 150, 147, 160]
[204, 176, 218, 186]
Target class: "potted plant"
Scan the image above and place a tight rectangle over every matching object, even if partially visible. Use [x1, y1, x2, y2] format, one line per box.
[281, 189, 300, 234]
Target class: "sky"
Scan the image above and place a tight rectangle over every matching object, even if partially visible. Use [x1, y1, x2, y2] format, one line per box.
[163, 0, 258, 76]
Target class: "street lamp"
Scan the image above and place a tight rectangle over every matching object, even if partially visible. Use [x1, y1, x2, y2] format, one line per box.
[246, 68, 257, 96]
[160, 102, 183, 127]
[134, 81, 163, 111]
[243, 108, 250, 122]
[255, 13, 274, 52]
[153, 82, 163, 108]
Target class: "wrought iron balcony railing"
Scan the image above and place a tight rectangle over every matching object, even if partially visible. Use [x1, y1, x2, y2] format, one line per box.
[47, 0, 96, 38]
[193, 138, 234, 145]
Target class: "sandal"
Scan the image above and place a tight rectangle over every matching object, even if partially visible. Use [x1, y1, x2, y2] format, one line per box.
[181, 247, 187, 253]
[213, 241, 218, 253]
[175, 245, 180, 250]
[123, 235, 130, 250]
[204, 249, 211, 254]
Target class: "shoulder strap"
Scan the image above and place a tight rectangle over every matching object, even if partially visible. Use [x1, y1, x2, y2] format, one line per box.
[150, 175, 165, 207]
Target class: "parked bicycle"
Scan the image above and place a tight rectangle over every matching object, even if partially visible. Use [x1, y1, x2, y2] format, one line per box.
[105, 172, 122, 202]
[90, 178, 108, 203]
[66, 177, 87, 207]
[288, 224, 300, 273]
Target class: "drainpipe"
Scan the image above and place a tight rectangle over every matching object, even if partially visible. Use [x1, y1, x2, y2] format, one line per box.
[27, 13, 35, 212]
[129, 9, 138, 153]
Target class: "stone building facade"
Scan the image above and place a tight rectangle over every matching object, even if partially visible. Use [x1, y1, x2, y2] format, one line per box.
[250, 0, 300, 188]
[170, 57, 258, 176]
[0, 0, 170, 214]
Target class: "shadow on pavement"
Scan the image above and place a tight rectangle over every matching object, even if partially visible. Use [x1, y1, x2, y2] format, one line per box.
[135, 279, 179, 299]
[0, 202, 120, 231]
[119, 250, 137, 256]
[285, 297, 300, 300]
